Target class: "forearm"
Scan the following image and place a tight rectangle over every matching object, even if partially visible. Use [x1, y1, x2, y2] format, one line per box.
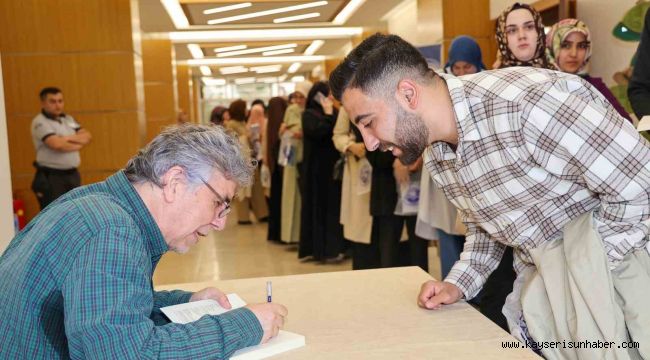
[68, 130, 92, 145]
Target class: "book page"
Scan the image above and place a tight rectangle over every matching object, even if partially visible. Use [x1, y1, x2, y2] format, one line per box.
[160, 294, 246, 324]
[637, 116, 650, 132]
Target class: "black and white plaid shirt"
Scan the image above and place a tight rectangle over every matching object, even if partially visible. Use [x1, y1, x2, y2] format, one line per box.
[424, 67, 650, 299]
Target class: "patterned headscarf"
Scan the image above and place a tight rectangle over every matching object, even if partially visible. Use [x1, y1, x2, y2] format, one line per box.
[546, 18, 592, 75]
[495, 3, 552, 69]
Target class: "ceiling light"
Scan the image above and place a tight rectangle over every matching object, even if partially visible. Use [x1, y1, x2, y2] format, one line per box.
[278, 74, 288, 82]
[274, 12, 321, 24]
[235, 77, 256, 85]
[203, 2, 252, 15]
[161, 0, 189, 29]
[207, 1, 328, 25]
[219, 66, 249, 74]
[287, 62, 302, 73]
[251, 65, 283, 73]
[188, 56, 325, 66]
[168, 27, 363, 42]
[303, 40, 324, 55]
[202, 77, 227, 86]
[218, 43, 297, 57]
[187, 44, 204, 59]
[199, 66, 212, 76]
[332, 0, 366, 25]
[258, 77, 279, 83]
[291, 76, 306, 82]
[263, 48, 295, 56]
[214, 45, 247, 53]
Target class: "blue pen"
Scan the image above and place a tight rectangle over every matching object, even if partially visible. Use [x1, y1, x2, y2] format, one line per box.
[267, 281, 272, 302]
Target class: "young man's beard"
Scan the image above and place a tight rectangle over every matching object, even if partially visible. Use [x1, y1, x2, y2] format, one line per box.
[394, 103, 429, 165]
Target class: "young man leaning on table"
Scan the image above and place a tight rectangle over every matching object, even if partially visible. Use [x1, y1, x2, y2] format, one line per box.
[330, 33, 650, 359]
[0, 125, 287, 359]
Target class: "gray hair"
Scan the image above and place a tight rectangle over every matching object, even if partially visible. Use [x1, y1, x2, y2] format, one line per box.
[124, 124, 254, 188]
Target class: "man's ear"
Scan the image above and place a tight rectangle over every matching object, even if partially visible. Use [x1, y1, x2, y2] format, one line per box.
[396, 79, 419, 110]
[160, 166, 186, 203]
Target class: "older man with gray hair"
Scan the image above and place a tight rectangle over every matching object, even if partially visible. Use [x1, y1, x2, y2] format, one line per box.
[0, 125, 288, 359]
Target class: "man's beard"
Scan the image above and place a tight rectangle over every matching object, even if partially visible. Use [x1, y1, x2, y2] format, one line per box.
[394, 104, 429, 165]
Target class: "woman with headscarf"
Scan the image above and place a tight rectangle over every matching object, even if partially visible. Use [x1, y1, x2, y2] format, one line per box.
[280, 81, 312, 244]
[298, 81, 345, 262]
[546, 18, 632, 122]
[494, 2, 553, 69]
[444, 35, 486, 76]
[265, 97, 288, 242]
[225, 99, 268, 225]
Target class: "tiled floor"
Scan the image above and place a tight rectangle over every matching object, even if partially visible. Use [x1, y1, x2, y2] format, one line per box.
[153, 217, 442, 286]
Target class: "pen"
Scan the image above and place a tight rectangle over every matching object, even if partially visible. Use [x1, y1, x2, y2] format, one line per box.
[267, 281, 272, 302]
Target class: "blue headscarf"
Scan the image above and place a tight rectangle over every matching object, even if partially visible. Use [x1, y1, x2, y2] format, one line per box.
[444, 35, 486, 74]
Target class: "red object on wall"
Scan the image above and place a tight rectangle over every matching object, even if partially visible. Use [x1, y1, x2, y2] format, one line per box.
[13, 199, 26, 230]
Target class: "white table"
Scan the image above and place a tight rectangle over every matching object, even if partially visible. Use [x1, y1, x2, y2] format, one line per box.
[157, 266, 539, 359]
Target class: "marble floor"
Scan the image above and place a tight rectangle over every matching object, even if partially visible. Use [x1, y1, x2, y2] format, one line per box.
[153, 217, 442, 286]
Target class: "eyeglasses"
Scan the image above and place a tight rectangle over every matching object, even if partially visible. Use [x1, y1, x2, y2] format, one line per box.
[198, 176, 231, 219]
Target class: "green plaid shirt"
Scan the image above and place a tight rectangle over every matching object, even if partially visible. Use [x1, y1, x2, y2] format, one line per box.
[0, 171, 262, 359]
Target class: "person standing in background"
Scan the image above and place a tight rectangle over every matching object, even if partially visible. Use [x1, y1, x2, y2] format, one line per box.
[546, 19, 632, 122]
[280, 81, 312, 244]
[629, 9, 650, 118]
[299, 81, 345, 263]
[265, 97, 288, 242]
[31, 87, 92, 210]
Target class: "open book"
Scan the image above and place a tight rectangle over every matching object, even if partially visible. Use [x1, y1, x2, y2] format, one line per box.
[161, 294, 305, 359]
[637, 116, 650, 132]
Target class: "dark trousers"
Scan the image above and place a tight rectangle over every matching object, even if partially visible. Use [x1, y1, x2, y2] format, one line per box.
[31, 164, 80, 210]
[352, 215, 428, 271]
[479, 247, 516, 331]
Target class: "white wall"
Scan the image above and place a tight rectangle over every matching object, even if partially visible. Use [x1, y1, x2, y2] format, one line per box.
[0, 56, 15, 251]
[386, 0, 419, 45]
[578, 0, 639, 86]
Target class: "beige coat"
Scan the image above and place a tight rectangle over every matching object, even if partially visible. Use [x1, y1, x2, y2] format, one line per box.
[280, 104, 303, 243]
[332, 109, 372, 244]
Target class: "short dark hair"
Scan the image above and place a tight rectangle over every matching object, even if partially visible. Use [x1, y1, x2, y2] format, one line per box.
[228, 99, 247, 122]
[39, 87, 62, 101]
[329, 33, 435, 102]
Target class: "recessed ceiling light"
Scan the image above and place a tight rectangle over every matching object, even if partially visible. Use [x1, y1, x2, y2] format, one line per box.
[288, 62, 302, 73]
[279, 74, 288, 82]
[332, 0, 366, 25]
[220, 66, 249, 74]
[235, 77, 256, 85]
[199, 66, 212, 76]
[202, 77, 227, 86]
[207, 1, 328, 25]
[203, 2, 252, 15]
[218, 43, 297, 58]
[168, 27, 363, 42]
[262, 48, 296, 56]
[303, 40, 325, 55]
[274, 12, 321, 24]
[161, 0, 189, 28]
[291, 76, 306, 82]
[251, 65, 283, 73]
[214, 45, 248, 53]
[187, 44, 204, 59]
[188, 56, 325, 66]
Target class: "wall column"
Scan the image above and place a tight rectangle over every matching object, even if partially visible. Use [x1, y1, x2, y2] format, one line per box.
[142, 39, 178, 141]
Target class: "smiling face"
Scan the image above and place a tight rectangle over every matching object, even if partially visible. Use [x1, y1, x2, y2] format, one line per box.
[163, 168, 236, 254]
[505, 8, 538, 62]
[557, 32, 589, 74]
[342, 87, 429, 165]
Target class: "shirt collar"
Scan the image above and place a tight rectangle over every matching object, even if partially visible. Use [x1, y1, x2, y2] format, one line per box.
[426, 73, 480, 164]
[105, 171, 169, 258]
[41, 109, 66, 121]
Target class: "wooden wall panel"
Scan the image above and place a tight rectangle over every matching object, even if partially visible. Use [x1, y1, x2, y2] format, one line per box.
[144, 84, 176, 119]
[142, 40, 175, 83]
[176, 64, 193, 120]
[0, 0, 135, 53]
[143, 39, 176, 139]
[1, 0, 144, 222]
